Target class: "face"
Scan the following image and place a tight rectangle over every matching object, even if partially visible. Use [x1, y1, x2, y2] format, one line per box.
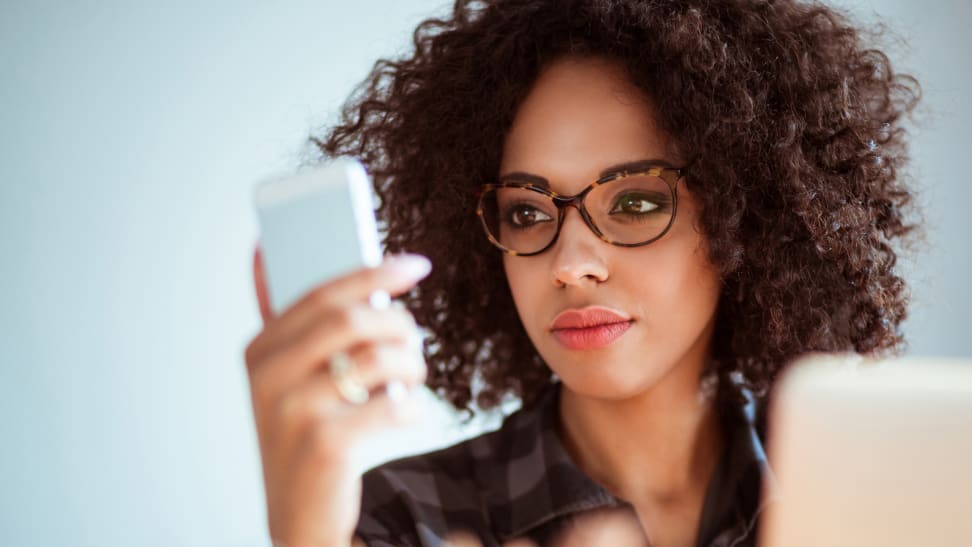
[499, 56, 722, 400]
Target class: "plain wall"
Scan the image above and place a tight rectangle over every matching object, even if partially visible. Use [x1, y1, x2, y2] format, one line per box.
[1, 1, 968, 546]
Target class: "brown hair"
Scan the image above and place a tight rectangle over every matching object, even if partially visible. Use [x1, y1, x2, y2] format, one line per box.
[314, 0, 921, 414]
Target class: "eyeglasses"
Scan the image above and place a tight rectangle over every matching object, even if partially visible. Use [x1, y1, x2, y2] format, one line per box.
[476, 164, 685, 256]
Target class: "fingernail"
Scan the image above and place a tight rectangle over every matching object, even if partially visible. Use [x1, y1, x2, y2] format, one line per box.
[369, 290, 391, 309]
[386, 380, 409, 403]
[387, 254, 432, 279]
[408, 331, 423, 351]
[392, 391, 422, 423]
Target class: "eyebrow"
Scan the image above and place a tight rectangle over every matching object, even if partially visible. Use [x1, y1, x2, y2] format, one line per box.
[498, 158, 675, 188]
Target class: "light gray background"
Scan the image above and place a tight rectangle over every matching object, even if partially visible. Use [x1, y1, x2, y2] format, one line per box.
[1, 1, 968, 546]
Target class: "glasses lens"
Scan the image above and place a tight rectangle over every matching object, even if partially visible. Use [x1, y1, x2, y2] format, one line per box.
[585, 174, 674, 244]
[479, 186, 559, 254]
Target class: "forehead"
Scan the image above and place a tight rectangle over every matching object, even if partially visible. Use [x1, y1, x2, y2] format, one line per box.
[500, 56, 673, 190]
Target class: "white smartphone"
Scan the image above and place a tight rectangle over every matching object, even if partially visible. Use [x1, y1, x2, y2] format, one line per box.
[253, 157, 387, 315]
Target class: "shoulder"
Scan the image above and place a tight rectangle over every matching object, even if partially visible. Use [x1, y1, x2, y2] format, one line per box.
[356, 403, 542, 546]
[359, 430, 487, 510]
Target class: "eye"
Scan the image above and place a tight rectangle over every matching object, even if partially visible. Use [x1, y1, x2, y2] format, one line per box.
[610, 193, 660, 215]
[508, 204, 553, 227]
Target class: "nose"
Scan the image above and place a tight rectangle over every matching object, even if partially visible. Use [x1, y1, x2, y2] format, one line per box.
[550, 207, 609, 288]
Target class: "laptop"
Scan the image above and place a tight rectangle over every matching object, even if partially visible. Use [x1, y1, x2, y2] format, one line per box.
[759, 353, 972, 546]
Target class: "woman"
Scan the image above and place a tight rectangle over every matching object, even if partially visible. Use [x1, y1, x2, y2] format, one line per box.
[244, 0, 920, 545]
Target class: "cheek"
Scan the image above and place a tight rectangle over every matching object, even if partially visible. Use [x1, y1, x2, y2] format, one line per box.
[503, 256, 545, 324]
[625, 239, 721, 324]
[663, 205, 720, 298]
[502, 256, 522, 305]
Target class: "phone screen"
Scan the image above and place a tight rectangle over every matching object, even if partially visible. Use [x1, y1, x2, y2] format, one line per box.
[255, 159, 383, 314]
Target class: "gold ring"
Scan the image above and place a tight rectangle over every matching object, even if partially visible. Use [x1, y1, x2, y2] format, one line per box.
[329, 351, 369, 405]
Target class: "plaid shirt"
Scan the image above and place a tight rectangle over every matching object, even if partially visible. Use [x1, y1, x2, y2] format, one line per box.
[356, 381, 774, 546]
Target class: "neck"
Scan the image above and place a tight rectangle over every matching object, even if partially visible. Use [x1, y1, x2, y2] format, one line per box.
[557, 366, 723, 507]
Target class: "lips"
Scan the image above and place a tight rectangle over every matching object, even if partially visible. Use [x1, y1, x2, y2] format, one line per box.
[550, 306, 633, 350]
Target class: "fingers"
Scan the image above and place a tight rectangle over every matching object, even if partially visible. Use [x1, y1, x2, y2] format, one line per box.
[553, 508, 648, 547]
[282, 253, 430, 326]
[442, 531, 485, 547]
[503, 539, 540, 547]
[253, 243, 275, 324]
[340, 387, 423, 435]
[284, 384, 425, 468]
[249, 252, 430, 364]
[274, 340, 426, 429]
[345, 341, 427, 390]
[248, 303, 422, 400]
[442, 531, 538, 547]
[245, 245, 432, 547]
[322, 253, 432, 307]
[257, 336, 427, 472]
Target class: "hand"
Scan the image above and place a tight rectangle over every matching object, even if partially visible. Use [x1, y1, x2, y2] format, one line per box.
[244, 244, 431, 547]
[442, 508, 648, 547]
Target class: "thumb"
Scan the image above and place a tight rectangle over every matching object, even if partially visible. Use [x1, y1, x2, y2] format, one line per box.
[556, 508, 647, 547]
[442, 531, 483, 547]
[252, 242, 274, 324]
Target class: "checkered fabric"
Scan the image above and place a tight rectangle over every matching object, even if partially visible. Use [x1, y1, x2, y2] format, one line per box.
[355, 381, 772, 546]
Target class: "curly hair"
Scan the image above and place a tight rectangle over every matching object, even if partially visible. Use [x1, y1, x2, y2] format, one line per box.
[313, 0, 921, 415]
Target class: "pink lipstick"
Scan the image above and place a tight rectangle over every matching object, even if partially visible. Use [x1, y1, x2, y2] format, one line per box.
[550, 306, 633, 350]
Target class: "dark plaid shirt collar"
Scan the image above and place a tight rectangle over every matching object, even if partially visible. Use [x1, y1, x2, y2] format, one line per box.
[474, 384, 624, 540]
[357, 380, 776, 546]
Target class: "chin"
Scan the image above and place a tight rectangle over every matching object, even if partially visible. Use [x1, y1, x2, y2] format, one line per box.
[551, 351, 673, 401]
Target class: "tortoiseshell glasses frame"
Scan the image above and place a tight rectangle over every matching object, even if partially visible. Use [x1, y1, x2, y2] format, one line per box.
[475, 164, 686, 256]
